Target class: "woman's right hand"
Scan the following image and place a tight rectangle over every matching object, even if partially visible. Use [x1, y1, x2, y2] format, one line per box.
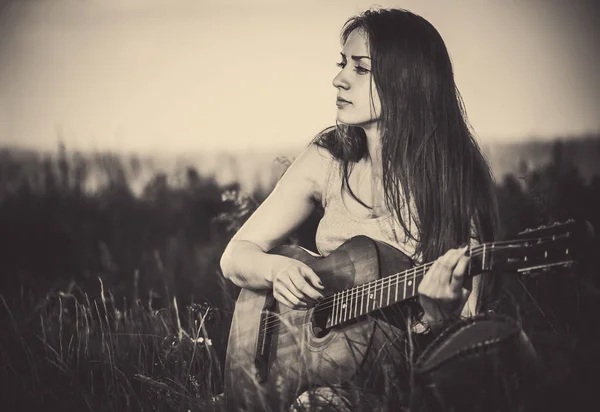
[271, 256, 325, 309]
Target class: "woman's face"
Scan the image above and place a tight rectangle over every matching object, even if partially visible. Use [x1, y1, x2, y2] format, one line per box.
[332, 28, 381, 129]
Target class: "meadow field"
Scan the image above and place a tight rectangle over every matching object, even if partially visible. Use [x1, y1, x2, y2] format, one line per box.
[1, 137, 599, 411]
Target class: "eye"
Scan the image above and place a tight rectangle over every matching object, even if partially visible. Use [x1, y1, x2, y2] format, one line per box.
[336, 61, 346, 68]
[355, 66, 370, 74]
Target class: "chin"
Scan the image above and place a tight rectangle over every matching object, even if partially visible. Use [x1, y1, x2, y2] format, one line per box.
[336, 117, 371, 128]
[336, 114, 358, 126]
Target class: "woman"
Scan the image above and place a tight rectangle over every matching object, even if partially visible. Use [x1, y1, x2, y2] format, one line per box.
[220, 7, 499, 411]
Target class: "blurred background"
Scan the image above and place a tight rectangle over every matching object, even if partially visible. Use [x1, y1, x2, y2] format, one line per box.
[0, 0, 599, 411]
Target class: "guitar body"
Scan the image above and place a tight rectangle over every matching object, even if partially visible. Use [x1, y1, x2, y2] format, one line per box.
[223, 219, 588, 411]
[224, 236, 414, 411]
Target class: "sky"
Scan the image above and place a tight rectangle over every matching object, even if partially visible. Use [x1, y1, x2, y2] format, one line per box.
[0, 0, 599, 155]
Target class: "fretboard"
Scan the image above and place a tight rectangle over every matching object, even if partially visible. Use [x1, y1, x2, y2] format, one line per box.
[323, 263, 426, 328]
[322, 246, 490, 329]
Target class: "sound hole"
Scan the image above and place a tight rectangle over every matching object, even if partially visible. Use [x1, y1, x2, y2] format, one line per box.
[311, 301, 332, 338]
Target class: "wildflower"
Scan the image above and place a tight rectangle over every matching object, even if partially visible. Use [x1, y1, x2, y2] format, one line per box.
[191, 336, 212, 346]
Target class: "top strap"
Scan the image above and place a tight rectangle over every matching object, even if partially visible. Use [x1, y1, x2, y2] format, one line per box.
[321, 154, 338, 209]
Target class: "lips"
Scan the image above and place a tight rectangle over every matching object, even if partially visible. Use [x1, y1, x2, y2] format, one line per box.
[336, 97, 351, 104]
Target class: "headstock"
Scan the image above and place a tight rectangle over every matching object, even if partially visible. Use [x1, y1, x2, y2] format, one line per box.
[488, 219, 594, 275]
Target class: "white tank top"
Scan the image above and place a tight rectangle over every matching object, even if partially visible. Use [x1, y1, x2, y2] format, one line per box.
[314, 156, 421, 262]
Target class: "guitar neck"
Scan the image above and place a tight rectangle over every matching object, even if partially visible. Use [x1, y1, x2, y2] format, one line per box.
[323, 245, 491, 329]
[319, 219, 582, 329]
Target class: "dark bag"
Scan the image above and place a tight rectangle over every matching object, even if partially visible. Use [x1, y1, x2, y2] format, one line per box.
[412, 312, 538, 412]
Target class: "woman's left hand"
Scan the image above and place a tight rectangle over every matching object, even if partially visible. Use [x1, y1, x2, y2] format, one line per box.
[417, 246, 471, 332]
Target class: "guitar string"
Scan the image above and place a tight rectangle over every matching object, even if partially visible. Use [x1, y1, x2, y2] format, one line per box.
[285, 235, 555, 313]
[235, 231, 575, 348]
[258, 243, 503, 333]
[258, 259, 434, 334]
[258, 235, 568, 334]
[257, 233, 571, 334]
[311, 233, 568, 312]
[311, 232, 567, 310]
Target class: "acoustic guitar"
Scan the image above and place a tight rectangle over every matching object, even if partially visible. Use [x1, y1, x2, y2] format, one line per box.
[224, 220, 589, 411]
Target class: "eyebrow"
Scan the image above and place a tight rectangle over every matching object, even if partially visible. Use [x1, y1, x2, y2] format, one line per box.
[340, 52, 371, 61]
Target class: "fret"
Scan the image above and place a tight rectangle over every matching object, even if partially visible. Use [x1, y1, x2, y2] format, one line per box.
[371, 281, 377, 311]
[367, 282, 372, 312]
[386, 277, 391, 306]
[338, 290, 344, 323]
[378, 278, 383, 309]
[482, 243, 487, 272]
[349, 289, 354, 322]
[353, 285, 359, 319]
[341, 289, 347, 323]
[414, 267, 419, 296]
[360, 283, 365, 317]
[336, 291, 342, 325]
[373, 281, 380, 310]
[410, 267, 416, 298]
[363, 283, 368, 314]
[349, 289, 354, 320]
[339, 291, 344, 323]
[340, 291, 345, 324]
[403, 272, 407, 300]
[343, 289, 349, 322]
[333, 292, 338, 325]
[394, 275, 399, 302]
[372, 281, 378, 311]
[340, 291, 344, 325]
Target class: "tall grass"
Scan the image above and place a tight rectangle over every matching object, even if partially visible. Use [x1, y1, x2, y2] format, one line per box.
[1, 278, 228, 412]
[0, 140, 599, 411]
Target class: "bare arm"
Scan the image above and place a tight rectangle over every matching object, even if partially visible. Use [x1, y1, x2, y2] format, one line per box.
[418, 223, 484, 334]
[220, 143, 332, 306]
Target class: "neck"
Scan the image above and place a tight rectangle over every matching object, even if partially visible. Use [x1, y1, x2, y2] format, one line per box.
[362, 123, 382, 171]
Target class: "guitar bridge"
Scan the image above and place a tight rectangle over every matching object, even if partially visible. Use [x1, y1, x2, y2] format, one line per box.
[255, 292, 277, 383]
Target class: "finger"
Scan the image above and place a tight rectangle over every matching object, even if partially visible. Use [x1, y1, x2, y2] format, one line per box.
[302, 268, 325, 291]
[450, 254, 470, 288]
[418, 261, 435, 295]
[438, 249, 461, 274]
[461, 287, 471, 305]
[289, 273, 323, 301]
[430, 251, 458, 289]
[281, 272, 307, 301]
[420, 258, 446, 298]
[273, 289, 294, 308]
[274, 287, 305, 309]
[277, 274, 308, 304]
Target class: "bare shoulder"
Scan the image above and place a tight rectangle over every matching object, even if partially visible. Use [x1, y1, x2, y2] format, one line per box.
[227, 143, 335, 252]
[278, 143, 334, 203]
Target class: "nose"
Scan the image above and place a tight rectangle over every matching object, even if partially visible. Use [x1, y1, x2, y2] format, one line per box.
[332, 69, 349, 90]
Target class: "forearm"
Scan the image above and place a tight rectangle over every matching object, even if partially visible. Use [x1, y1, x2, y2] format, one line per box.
[419, 274, 482, 335]
[220, 239, 281, 290]
[460, 273, 482, 317]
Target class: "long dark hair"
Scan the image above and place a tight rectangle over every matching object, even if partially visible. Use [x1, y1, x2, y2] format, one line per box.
[314, 8, 499, 304]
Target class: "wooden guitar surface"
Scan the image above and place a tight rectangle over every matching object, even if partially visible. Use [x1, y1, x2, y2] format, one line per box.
[223, 219, 586, 410]
[224, 236, 412, 411]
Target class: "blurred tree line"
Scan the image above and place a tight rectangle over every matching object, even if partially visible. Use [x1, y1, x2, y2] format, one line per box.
[0, 139, 598, 319]
[0, 139, 599, 409]
[0, 144, 248, 315]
